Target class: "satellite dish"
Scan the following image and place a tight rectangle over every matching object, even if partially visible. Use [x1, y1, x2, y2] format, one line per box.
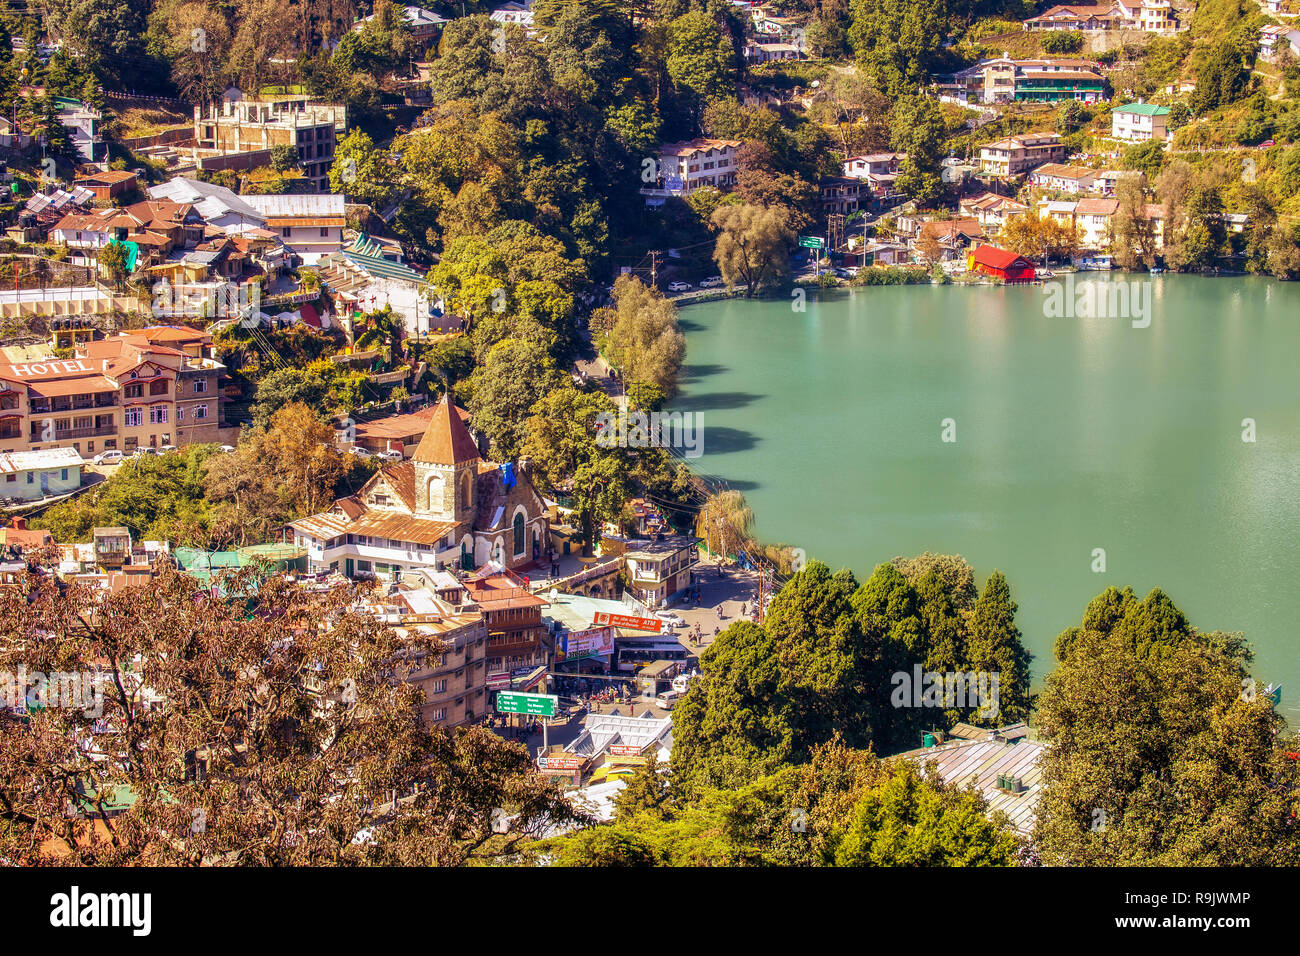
[549, 588, 558, 601]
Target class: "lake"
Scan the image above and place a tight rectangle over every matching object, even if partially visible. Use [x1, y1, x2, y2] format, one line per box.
[673, 276, 1300, 717]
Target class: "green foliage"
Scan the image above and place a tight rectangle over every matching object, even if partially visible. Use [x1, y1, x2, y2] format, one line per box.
[835, 762, 1020, 866]
[1039, 30, 1082, 54]
[34, 446, 219, 545]
[670, 557, 1034, 798]
[1036, 587, 1300, 865]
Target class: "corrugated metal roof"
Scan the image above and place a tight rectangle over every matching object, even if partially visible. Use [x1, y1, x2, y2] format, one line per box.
[0, 446, 86, 472]
[905, 736, 1046, 834]
[246, 193, 345, 217]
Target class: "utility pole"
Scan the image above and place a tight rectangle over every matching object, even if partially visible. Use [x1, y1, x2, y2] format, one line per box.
[828, 213, 845, 259]
[649, 249, 661, 288]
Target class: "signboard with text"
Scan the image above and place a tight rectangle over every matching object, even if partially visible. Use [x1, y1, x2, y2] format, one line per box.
[563, 626, 615, 661]
[592, 611, 662, 633]
[539, 754, 583, 771]
[608, 744, 644, 756]
[496, 691, 558, 717]
[797, 236, 825, 249]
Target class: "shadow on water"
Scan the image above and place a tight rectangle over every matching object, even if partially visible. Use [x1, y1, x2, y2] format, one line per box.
[678, 363, 727, 384]
[677, 316, 707, 333]
[697, 425, 760, 456]
[674, 390, 761, 412]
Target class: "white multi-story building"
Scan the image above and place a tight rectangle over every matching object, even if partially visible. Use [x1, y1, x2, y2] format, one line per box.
[640, 138, 742, 204]
[1111, 102, 1171, 142]
[244, 193, 345, 265]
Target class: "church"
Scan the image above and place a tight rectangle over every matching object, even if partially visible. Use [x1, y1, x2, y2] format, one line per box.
[288, 395, 550, 578]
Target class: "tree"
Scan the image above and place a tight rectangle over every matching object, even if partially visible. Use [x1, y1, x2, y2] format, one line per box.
[329, 129, 398, 207]
[0, 562, 582, 865]
[665, 11, 735, 118]
[248, 367, 333, 428]
[1110, 173, 1157, 270]
[97, 241, 132, 291]
[710, 203, 793, 295]
[964, 571, 1032, 724]
[1034, 587, 1300, 866]
[1041, 30, 1083, 54]
[1191, 39, 1250, 114]
[889, 94, 946, 206]
[834, 762, 1020, 866]
[204, 402, 345, 541]
[847, 0, 943, 97]
[601, 275, 686, 394]
[1122, 139, 1165, 180]
[612, 757, 671, 822]
[467, 338, 563, 459]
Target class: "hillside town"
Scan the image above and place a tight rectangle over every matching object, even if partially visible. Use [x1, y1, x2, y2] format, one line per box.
[0, 0, 1296, 901]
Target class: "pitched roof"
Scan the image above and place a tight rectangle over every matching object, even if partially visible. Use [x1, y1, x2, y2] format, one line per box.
[1075, 198, 1120, 215]
[1030, 162, 1096, 180]
[1113, 102, 1170, 116]
[970, 244, 1034, 270]
[412, 395, 480, 466]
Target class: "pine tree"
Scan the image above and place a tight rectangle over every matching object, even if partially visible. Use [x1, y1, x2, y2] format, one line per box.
[965, 571, 1032, 724]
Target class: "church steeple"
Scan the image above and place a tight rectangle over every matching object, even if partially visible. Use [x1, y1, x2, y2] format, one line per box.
[413, 392, 480, 466]
[412, 394, 479, 520]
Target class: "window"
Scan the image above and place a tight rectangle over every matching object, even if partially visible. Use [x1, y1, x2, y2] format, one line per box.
[177, 407, 184, 422]
[150, 380, 168, 396]
[26, 472, 33, 484]
[430, 680, 446, 694]
[513, 513, 525, 556]
[319, 227, 330, 237]
[282, 227, 292, 238]
[149, 407, 168, 424]
[195, 404, 208, 421]
[60, 468, 68, 480]
[430, 708, 446, 722]
[5, 474, 13, 483]
[192, 378, 207, 394]
[124, 384, 142, 399]
[124, 409, 142, 427]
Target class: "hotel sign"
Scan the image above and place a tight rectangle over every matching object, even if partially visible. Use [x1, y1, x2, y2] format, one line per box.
[2, 360, 95, 379]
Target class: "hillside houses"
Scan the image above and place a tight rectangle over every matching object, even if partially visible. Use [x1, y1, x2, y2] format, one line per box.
[1022, 0, 1186, 33]
[980, 133, 1066, 177]
[953, 56, 1106, 104]
[1028, 163, 1098, 194]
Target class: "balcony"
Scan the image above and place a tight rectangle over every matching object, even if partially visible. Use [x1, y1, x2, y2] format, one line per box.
[32, 425, 116, 440]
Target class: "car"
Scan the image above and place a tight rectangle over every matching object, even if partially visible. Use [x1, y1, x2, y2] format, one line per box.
[157, 444, 178, 455]
[132, 447, 159, 458]
[667, 281, 693, 292]
[374, 449, 405, 462]
[1259, 139, 1275, 149]
[654, 611, 686, 627]
[655, 690, 681, 710]
[831, 268, 854, 279]
[92, 450, 124, 465]
[699, 276, 724, 288]
[218, 445, 236, 454]
[345, 446, 373, 458]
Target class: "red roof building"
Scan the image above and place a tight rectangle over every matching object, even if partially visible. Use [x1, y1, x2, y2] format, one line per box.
[967, 244, 1037, 283]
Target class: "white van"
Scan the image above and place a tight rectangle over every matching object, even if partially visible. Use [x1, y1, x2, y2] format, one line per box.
[655, 690, 681, 710]
[671, 673, 691, 694]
